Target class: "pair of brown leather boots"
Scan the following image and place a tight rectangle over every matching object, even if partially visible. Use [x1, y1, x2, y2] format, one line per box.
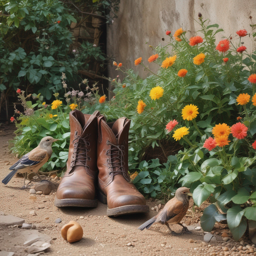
[54, 110, 149, 216]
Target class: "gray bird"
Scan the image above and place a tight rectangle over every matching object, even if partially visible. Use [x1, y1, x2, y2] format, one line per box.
[2, 136, 58, 187]
[138, 187, 191, 235]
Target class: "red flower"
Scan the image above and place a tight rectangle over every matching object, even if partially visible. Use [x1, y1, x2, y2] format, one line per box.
[16, 89, 21, 94]
[118, 63, 122, 67]
[237, 46, 247, 53]
[148, 54, 159, 63]
[166, 30, 171, 35]
[189, 36, 203, 46]
[216, 39, 230, 52]
[203, 137, 217, 151]
[10, 117, 15, 122]
[223, 58, 229, 63]
[248, 74, 256, 83]
[231, 122, 248, 139]
[236, 29, 247, 37]
[252, 141, 256, 150]
[57, 21, 61, 24]
[166, 120, 178, 132]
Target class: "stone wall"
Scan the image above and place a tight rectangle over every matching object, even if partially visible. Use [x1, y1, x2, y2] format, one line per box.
[107, 0, 256, 83]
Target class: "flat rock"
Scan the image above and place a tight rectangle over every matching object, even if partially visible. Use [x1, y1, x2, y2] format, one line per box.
[204, 233, 214, 243]
[0, 252, 15, 256]
[0, 214, 25, 226]
[22, 223, 33, 229]
[34, 180, 52, 195]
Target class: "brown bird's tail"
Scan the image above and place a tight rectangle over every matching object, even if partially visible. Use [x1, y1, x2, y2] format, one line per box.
[138, 216, 156, 231]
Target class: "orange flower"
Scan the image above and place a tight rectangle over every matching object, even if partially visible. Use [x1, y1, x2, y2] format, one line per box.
[193, 53, 205, 65]
[252, 93, 256, 106]
[223, 58, 229, 63]
[57, 20, 61, 24]
[215, 136, 230, 147]
[161, 55, 177, 68]
[216, 39, 230, 52]
[212, 123, 230, 138]
[113, 61, 118, 66]
[118, 63, 122, 67]
[122, 84, 126, 88]
[237, 116, 242, 120]
[148, 54, 159, 63]
[231, 122, 248, 139]
[174, 28, 183, 41]
[189, 36, 203, 46]
[134, 57, 142, 66]
[237, 46, 246, 53]
[248, 74, 256, 83]
[137, 100, 146, 114]
[99, 95, 106, 103]
[177, 69, 188, 77]
[236, 93, 250, 105]
[236, 29, 247, 37]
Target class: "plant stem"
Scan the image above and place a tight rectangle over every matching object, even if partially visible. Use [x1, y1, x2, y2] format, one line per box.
[192, 119, 203, 136]
[141, 63, 166, 81]
[182, 137, 196, 148]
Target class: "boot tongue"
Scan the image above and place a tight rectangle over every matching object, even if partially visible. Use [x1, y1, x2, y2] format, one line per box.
[112, 118, 127, 140]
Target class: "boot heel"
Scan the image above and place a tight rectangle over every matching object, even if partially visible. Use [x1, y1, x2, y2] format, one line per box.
[98, 189, 107, 204]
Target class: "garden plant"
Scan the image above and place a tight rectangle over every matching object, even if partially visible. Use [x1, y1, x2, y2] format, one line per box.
[10, 15, 256, 240]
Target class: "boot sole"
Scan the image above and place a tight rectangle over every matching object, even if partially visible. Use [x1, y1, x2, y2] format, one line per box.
[54, 197, 98, 208]
[98, 189, 149, 217]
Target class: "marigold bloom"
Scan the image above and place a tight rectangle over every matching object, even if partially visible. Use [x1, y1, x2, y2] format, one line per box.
[248, 74, 256, 83]
[236, 93, 250, 105]
[70, 103, 78, 110]
[10, 117, 15, 122]
[122, 84, 126, 88]
[237, 46, 247, 53]
[189, 36, 203, 46]
[148, 54, 159, 63]
[57, 20, 61, 24]
[134, 57, 142, 66]
[252, 141, 256, 150]
[182, 104, 199, 121]
[16, 89, 21, 94]
[49, 114, 53, 118]
[51, 100, 62, 110]
[203, 137, 217, 151]
[113, 61, 117, 66]
[252, 93, 256, 106]
[193, 53, 205, 65]
[130, 171, 139, 180]
[99, 95, 106, 103]
[174, 28, 183, 41]
[149, 86, 164, 100]
[42, 102, 46, 105]
[118, 63, 122, 67]
[137, 100, 146, 114]
[237, 116, 242, 120]
[231, 122, 248, 139]
[223, 58, 229, 63]
[215, 135, 230, 147]
[236, 29, 247, 37]
[166, 120, 178, 132]
[178, 69, 188, 77]
[173, 127, 189, 141]
[216, 39, 230, 52]
[212, 123, 230, 138]
[161, 55, 177, 68]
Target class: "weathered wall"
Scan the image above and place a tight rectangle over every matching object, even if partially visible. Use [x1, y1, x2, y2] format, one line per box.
[107, 0, 256, 82]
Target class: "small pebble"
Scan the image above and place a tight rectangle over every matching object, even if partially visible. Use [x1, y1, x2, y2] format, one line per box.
[36, 191, 43, 195]
[189, 239, 194, 243]
[195, 226, 201, 230]
[29, 189, 36, 194]
[55, 218, 62, 223]
[222, 247, 229, 251]
[127, 243, 132, 247]
[22, 223, 32, 229]
[29, 210, 36, 216]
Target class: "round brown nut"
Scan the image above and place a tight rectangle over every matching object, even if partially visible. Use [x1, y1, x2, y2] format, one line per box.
[61, 221, 83, 243]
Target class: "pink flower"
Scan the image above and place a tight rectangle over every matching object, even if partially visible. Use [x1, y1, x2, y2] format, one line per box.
[10, 117, 15, 122]
[231, 122, 248, 139]
[16, 89, 21, 94]
[252, 141, 256, 150]
[166, 120, 178, 132]
[203, 137, 217, 151]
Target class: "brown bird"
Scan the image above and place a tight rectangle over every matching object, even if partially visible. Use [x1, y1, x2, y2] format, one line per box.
[138, 187, 190, 235]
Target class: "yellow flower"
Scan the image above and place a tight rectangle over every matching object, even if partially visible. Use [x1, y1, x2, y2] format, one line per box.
[137, 100, 146, 114]
[174, 28, 183, 41]
[42, 102, 46, 105]
[70, 103, 78, 110]
[252, 93, 256, 106]
[53, 115, 58, 117]
[182, 104, 199, 121]
[236, 93, 250, 105]
[130, 171, 138, 180]
[161, 55, 177, 69]
[51, 100, 62, 110]
[173, 127, 189, 141]
[212, 123, 230, 138]
[150, 86, 164, 100]
[49, 114, 53, 118]
[193, 53, 205, 65]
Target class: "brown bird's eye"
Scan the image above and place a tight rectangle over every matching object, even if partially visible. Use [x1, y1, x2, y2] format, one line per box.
[46, 139, 50, 141]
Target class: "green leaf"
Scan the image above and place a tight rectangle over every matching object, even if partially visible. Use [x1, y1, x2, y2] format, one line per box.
[140, 178, 152, 184]
[193, 184, 213, 206]
[49, 124, 57, 131]
[227, 205, 245, 229]
[244, 207, 256, 221]
[0, 84, 6, 91]
[61, 120, 69, 129]
[23, 127, 31, 132]
[217, 190, 236, 205]
[231, 188, 250, 204]
[43, 61, 53, 67]
[138, 171, 149, 179]
[200, 204, 226, 232]
[63, 132, 70, 139]
[222, 170, 238, 184]
[180, 172, 202, 186]
[250, 191, 256, 199]
[200, 95, 215, 101]
[18, 70, 27, 77]
[230, 218, 247, 241]
[31, 27, 37, 33]
[201, 158, 219, 173]
[250, 120, 256, 136]
[207, 24, 219, 29]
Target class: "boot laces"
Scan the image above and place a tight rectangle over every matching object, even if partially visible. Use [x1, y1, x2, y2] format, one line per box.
[106, 140, 125, 176]
[71, 131, 91, 168]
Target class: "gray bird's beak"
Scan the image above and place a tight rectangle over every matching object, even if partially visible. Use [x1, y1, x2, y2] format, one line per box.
[188, 192, 193, 197]
[53, 139, 59, 142]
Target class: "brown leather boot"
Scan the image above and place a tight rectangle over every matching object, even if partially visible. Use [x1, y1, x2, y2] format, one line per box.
[97, 116, 149, 216]
[54, 110, 99, 207]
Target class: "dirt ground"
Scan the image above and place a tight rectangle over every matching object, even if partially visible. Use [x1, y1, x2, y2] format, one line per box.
[0, 124, 255, 256]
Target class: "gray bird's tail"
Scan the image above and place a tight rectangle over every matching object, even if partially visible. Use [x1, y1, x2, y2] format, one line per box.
[138, 216, 156, 231]
[2, 170, 17, 185]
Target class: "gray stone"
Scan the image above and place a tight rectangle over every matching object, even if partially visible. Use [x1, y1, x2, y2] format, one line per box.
[34, 180, 52, 195]
[27, 241, 51, 254]
[55, 218, 62, 223]
[0, 252, 15, 256]
[29, 188, 36, 194]
[204, 233, 214, 243]
[22, 223, 33, 229]
[0, 214, 25, 226]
